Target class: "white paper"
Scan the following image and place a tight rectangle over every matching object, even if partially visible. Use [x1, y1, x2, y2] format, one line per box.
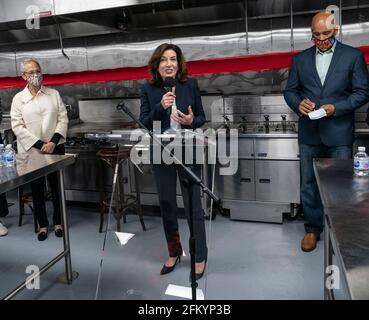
[308, 108, 327, 120]
[165, 284, 204, 300]
[170, 99, 181, 131]
[114, 232, 135, 246]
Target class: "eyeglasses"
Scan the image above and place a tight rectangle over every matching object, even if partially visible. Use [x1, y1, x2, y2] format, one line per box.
[312, 30, 334, 38]
[23, 70, 41, 75]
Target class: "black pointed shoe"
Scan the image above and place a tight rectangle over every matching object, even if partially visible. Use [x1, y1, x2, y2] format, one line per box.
[195, 266, 206, 281]
[190, 260, 207, 282]
[37, 231, 48, 241]
[54, 228, 63, 238]
[160, 256, 181, 275]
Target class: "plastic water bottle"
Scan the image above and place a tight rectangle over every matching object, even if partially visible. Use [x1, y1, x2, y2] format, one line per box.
[353, 146, 369, 176]
[4, 144, 16, 167]
[0, 144, 4, 167]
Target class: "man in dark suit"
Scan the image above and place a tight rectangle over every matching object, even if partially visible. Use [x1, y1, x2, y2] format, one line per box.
[284, 11, 369, 252]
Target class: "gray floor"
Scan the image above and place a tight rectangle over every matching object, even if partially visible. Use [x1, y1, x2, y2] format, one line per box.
[0, 194, 324, 300]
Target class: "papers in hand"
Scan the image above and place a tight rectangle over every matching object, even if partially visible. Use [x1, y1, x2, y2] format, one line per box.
[308, 108, 327, 120]
[115, 232, 135, 246]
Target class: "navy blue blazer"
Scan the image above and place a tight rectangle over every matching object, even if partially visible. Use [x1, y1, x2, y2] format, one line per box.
[284, 41, 369, 146]
[139, 77, 206, 132]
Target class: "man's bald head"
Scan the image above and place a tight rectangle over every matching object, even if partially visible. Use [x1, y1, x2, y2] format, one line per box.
[311, 11, 338, 40]
[312, 12, 335, 29]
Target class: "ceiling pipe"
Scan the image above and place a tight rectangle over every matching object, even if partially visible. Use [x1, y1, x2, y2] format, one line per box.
[290, 0, 294, 51]
[244, 0, 249, 55]
[54, 16, 70, 60]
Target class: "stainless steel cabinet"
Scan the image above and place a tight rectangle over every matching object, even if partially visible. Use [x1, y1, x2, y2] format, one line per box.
[253, 138, 300, 202]
[217, 137, 300, 201]
[216, 159, 255, 201]
[237, 139, 254, 159]
[255, 160, 300, 203]
[254, 138, 299, 160]
[216, 136, 300, 222]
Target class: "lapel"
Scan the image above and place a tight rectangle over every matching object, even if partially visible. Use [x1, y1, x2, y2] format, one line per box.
[311, 47, 323, 90]
[322, 41, 344, 88]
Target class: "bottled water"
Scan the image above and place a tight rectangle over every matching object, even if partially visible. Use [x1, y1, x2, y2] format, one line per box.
[3, 144, 16, 167]
[0, 144, 4, 167]
[353, 146, 369, 176]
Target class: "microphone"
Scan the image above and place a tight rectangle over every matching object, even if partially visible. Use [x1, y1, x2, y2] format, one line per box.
[116, 101, 129, 114]
[163, 77, 176, 115]
[117, 101, 140, 125]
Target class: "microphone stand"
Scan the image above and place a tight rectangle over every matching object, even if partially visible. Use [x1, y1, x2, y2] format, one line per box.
[117, 102, 222, 300]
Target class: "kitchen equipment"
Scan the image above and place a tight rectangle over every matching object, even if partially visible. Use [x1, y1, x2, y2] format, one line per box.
[63, 98, 140, 203]
[216, 95, 300, 223]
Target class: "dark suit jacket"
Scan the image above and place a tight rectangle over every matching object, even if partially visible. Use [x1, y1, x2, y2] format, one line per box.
[139, 77, 206, 132]
[284, 41, 369, 146]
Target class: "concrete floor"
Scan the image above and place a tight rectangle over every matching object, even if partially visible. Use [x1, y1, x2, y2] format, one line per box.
[0, 194, 325, 300]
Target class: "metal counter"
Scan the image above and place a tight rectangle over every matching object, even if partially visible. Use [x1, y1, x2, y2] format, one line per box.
[67, 122, 137, 137]
[314, 159, 369, 300]
[238, 132, 297, 138]
[1, 154, 76, 300]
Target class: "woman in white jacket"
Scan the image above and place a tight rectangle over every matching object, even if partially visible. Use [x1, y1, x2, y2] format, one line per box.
[11, 58, 68, 241]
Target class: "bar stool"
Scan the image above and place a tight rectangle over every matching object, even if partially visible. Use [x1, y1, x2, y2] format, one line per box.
[96, 146, 146, 233]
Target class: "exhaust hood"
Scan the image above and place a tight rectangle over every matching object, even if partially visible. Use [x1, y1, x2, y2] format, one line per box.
[0, 0, 245, 48]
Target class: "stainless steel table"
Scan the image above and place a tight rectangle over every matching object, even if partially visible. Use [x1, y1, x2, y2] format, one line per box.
[0, 154, 76, 300]
[314, 159, 369, 300]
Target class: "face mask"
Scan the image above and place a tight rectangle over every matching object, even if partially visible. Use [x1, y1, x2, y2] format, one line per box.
[26, 73, 43, 87]
[311, 35, 336, 52]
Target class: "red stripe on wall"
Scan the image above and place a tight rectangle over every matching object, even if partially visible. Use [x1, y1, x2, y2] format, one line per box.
[1, 46, 368, 89]
[187, 50, 301, 75]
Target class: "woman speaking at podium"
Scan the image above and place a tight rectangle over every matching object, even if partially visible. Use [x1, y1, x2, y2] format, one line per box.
[139, 43, 207, 280]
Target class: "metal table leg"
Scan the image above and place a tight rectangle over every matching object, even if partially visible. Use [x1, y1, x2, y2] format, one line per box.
[1, 155, 77, 300]
[3, 170, 78, 299]
[324, 213, 334, 300]
[56, 169, 78, 284]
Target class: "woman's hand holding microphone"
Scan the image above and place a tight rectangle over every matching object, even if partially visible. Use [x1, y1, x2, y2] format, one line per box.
[161, 87, 193, 126]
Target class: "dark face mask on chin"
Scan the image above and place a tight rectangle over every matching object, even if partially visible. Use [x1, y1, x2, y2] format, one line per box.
[311, 35, 336, 52]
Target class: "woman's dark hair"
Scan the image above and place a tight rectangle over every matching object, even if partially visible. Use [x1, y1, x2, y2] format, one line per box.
[148, 43, 187, 86]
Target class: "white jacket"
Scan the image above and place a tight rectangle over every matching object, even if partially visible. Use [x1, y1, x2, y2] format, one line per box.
[10, 85, 69, 155]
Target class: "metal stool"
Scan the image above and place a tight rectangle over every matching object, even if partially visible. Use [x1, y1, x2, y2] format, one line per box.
[96, 147, 146, 233]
